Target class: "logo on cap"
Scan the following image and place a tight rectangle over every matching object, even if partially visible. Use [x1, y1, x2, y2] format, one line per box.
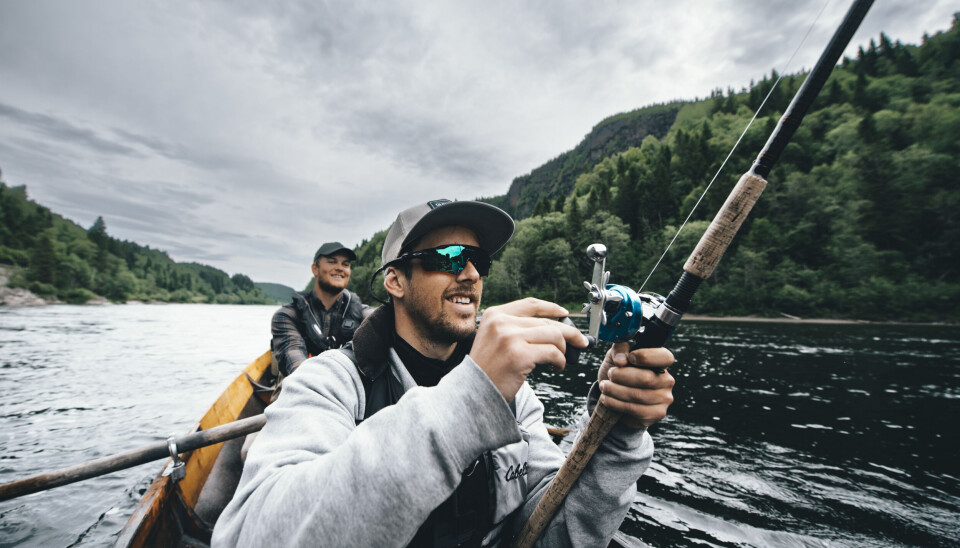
[427, 199, 451, 210]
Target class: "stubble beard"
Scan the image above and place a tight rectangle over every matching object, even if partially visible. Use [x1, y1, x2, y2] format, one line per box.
[405, 286, 477, 346]
[317, 277, 346, 295]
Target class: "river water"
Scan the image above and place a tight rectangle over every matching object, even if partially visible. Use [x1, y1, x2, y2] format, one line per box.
[1, 305, 958, 547]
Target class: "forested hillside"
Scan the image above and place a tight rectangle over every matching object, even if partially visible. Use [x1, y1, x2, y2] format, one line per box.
[0, 185, 270, 304]
[485, 104, 681, 218]
[355, 18, 960, 322]
[255, 282, 297, 304]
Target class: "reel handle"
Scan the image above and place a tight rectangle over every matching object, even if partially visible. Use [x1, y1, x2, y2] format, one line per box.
[558, 317, 594, 367]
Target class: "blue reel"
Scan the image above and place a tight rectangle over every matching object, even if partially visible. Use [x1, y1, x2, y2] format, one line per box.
[597, 284, 645, 343]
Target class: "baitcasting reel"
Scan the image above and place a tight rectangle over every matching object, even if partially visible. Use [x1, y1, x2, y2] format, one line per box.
[580, 244, 683, 350]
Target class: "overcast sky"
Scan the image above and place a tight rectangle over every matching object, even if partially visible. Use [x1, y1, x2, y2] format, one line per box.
[1, 1, 955, 288]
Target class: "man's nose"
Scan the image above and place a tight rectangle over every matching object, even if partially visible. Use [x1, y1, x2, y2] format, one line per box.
[457, 261, 481, 283]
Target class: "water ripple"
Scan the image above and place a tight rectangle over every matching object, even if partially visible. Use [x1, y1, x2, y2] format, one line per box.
[1, 308, 958, 547]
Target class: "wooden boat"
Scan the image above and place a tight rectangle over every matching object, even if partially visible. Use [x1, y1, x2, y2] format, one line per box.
[113, 350, 642, 548]
[115, 350, 276, 547]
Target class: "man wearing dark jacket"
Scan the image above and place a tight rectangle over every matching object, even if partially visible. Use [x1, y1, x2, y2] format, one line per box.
[270, 242, 371, 376]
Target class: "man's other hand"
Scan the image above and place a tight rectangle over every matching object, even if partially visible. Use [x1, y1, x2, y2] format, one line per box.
[597, 342, 675, 429]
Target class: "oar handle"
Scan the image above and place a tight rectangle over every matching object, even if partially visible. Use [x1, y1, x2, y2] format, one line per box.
[514, 401, 622, 548]
[0, 414, 266, 501]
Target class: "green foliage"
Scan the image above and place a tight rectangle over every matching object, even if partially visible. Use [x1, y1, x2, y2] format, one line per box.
[27, 280, 57, 296]
[0, 245, 29, 266]
[346, 229, 389, 303]
[0, 184, 270, 304]
[60, 288, 99, 304]
[478, 19, 960, 321]
[484, 213, 579, 305]
[28, 232, 58, 285]
[255, 282, 296, 304]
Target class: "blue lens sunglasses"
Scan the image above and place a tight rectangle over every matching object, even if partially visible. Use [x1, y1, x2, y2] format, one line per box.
[368, 245, 492, 304]
[393, 244, 491, 277]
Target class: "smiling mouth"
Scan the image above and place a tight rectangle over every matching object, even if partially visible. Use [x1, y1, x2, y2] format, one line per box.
[447, 295, 474, 305]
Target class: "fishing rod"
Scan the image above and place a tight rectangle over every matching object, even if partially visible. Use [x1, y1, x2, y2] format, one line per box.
[515, 0, 875, 545]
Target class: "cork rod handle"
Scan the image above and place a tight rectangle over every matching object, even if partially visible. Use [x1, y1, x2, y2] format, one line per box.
[513, 401, 622, 547]
[683, 172, 768, 279]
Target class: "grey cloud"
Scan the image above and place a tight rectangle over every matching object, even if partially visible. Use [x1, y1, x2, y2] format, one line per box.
[49, 180, 282, 266]
[334, 108, 507, 184]
[2, 0, 952, 288]
[1, 141, 225, 243]
[102, 128, 320, 208]
[110, 127, 277, 175]
[0, 102, 142, 158]
[6, 136, 85, 165]
[203, 1, 517, 182]
[49, 179, 211, 229]
[108, 129, 179, 159]
[213, 0, 419, 64]
[155, 242, 233, 263]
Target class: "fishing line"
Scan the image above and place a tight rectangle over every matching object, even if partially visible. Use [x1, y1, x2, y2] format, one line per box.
[637, 0, 834, 292]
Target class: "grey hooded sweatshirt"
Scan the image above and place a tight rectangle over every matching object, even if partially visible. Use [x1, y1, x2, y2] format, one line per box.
[212, 313, 655, 547]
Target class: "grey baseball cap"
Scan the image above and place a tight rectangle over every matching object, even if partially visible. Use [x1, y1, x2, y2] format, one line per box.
[380, 199, 514, 266]
[313, 242, 357, 263]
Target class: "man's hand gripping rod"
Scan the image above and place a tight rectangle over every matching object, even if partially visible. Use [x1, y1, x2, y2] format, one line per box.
[515, 244, 651, 548]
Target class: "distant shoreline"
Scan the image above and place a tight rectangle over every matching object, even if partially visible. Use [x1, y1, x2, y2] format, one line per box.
[565, 312, 956, 327]
[0, 265, 279, 307]
[1, 272, 955, 327]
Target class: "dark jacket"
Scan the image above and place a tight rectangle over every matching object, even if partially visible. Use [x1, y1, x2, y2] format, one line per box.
[270, 288, 366, 376]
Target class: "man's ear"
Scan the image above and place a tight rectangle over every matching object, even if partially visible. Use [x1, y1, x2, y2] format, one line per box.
[383, 266, 405, 300]
[311, 261, 320, 278]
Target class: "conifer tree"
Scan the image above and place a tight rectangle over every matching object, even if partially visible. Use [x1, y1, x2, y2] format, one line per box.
[554, 194, 566, 212]
[29, 233, 58, 285]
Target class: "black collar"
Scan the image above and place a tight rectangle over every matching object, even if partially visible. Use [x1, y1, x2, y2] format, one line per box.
[392, 332, 467, 387]
[351, 302, 475, 382]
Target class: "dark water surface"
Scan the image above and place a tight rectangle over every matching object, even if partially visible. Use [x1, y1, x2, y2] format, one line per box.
[1, 305, 958, 547]
[533, 320, 960, 547]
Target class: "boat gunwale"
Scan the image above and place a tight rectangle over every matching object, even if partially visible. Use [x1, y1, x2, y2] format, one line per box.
[114, 350, 273, 548]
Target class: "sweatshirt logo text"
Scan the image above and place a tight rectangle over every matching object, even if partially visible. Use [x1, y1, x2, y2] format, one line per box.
[505, 462, 528, 481]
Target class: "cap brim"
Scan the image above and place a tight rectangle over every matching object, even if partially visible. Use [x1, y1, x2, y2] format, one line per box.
[315, 247, 357, 262]
[400, 202, 514, 258]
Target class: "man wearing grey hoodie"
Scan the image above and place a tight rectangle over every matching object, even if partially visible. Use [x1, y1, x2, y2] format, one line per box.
[212, 199, 675, 547]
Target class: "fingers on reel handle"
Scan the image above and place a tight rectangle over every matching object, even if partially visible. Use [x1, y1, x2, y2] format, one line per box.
[558, 317, 595, 366]
[627, 316, 675, 375]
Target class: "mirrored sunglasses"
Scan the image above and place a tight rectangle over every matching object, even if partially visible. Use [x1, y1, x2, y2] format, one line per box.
[396, 244, 491, 277]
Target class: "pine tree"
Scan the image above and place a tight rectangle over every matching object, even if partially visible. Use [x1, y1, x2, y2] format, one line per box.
[554, 194, 566, 212]
[88, 216, 108, 248]
[566, 199, 583, 239]
[532, 197, 551, 217]
[29, 233, 58, 285]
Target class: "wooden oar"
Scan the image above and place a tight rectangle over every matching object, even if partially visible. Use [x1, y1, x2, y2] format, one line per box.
[545, 426, 570, 438]
[0, 414, 266, 501]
